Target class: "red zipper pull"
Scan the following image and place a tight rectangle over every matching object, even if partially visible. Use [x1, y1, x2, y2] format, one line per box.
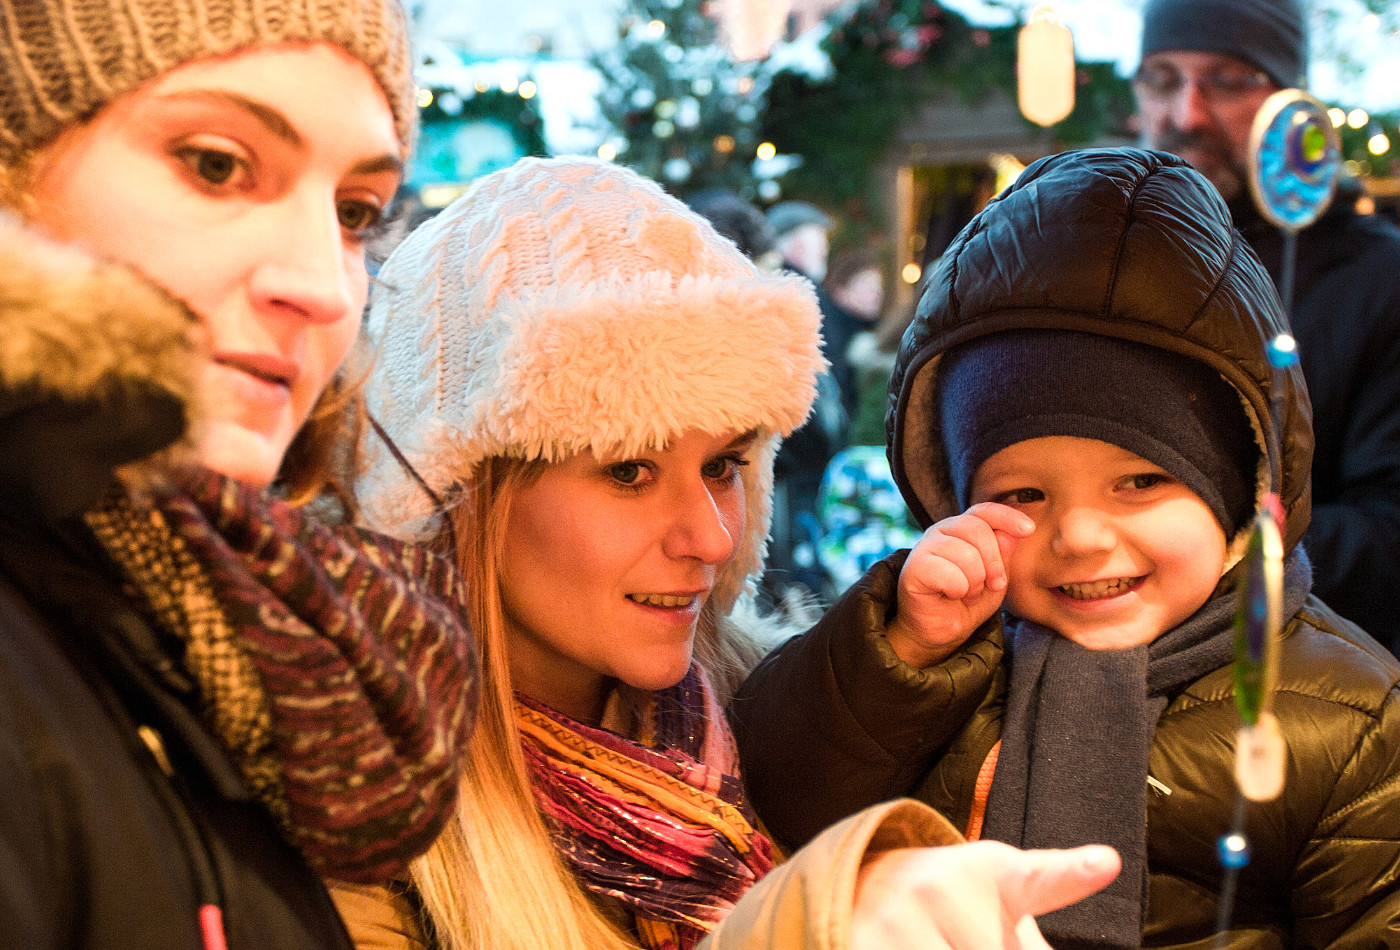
[199, 904, 229, 950]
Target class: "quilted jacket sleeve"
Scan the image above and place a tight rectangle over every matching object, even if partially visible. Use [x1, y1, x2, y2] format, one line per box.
[1288, 679, 1400, 949]
[730, 553, 1001, 850]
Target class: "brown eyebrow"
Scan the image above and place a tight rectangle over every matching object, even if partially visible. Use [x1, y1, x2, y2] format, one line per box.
[727, 429, 761, 450]
[160, 90, 304, 146]
[155, 89, 403, 178]
[350, 153, 404, 177]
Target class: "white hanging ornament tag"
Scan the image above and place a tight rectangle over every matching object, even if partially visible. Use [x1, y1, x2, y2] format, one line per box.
[720, 0, 791, 62]
[1017, 5, 1075, 126]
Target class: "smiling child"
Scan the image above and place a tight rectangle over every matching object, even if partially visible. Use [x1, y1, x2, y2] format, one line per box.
[733, 147, 1400, 949]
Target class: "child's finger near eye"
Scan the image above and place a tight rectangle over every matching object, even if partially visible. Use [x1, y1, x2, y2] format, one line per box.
[931, 516, 1004, 591]
[966, 501, 1036, 537]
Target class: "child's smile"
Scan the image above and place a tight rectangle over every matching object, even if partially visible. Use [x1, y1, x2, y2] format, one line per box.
[1055, 576, 1145, 600]
[971, 436, 1230, 650]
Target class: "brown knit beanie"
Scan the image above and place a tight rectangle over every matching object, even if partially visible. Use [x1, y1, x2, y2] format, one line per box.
[0, 0, 417, 163]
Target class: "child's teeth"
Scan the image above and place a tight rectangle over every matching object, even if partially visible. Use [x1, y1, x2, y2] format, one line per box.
[1059, 577, 1139, 600]
[628, 593, 695, 608]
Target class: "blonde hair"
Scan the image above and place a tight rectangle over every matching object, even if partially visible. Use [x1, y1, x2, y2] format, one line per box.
[410, 455, 768, 950]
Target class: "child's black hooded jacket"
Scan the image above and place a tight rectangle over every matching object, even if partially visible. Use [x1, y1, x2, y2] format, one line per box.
[732, 148, 1400, 949]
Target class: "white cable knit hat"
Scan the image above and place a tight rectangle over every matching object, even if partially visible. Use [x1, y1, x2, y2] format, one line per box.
[360, 157, 825, 612]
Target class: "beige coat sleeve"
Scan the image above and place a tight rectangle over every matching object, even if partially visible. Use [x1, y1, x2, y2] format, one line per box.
[329, 881, 428, 950]
[700, 799, 964, 950]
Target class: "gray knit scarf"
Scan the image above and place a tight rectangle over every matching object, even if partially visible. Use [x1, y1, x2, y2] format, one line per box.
[982, 550, 1313, 949]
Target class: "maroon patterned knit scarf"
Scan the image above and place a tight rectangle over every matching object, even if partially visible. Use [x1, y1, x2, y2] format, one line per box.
[85, 468, 478, 884]
[517, 667, 774, 950]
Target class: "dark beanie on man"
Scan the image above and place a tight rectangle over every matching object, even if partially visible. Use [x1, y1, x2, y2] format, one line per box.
[1140, 0, 1308, 90]
[936, 329, 1258, 537]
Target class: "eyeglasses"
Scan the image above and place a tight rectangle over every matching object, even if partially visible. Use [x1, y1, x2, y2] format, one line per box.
[1133, 65, 1274, 104]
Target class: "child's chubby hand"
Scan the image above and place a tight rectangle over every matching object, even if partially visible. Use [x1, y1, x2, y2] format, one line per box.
[885, 503, 1035, 668]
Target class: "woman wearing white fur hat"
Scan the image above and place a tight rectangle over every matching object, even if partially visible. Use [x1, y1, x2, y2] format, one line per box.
[344, 156, 1121, 950]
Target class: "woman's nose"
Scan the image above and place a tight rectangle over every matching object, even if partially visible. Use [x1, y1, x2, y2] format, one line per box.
[663, 482, 739, 566]
[247, 190, 359, 325]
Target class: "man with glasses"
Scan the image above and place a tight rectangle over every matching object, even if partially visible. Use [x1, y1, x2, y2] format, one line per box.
[1134, 0, 1400, 652]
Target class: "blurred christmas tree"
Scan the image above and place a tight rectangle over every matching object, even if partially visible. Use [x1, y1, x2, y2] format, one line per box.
[592, 0, 774, 197]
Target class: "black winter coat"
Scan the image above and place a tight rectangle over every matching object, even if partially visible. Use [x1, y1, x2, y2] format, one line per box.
[0, 221, 354, 950]
[1229, 185, 1400, 649]
[733, 149, 1400, 948]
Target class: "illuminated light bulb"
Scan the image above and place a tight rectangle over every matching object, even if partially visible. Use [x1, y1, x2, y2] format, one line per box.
[714, 134, 736, 153]
[663, 157, 692, 182]
[1348, 108, 1369, 129]
[415, 87, 434, 108]
[1017, 5, 1075, 126]
[756, 142, 777, 160]
[597, 142, 617, 161]
[474, 79, 490, 93]
[1328, 107, 1346, 128]
[646, 19, 666, 39]
[1361, 13, 1380, 31]
[902, 262, 923, 284]
[500, 75, 519, 94]
[1369, 132, 1391, 155]
[519, 80, 537, 99]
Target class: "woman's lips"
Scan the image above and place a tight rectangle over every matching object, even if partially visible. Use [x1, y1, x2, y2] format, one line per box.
[625, 590, 709, 623]
[209, 352, 298, 410]
[213, 352, 298, 387]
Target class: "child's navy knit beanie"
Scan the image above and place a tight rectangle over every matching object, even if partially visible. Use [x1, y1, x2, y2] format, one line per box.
[936, 329, 1258, 536]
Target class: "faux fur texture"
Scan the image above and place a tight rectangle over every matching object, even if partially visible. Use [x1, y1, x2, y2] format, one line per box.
[0, 212, 204, 485]
[360, 158, 826, 612]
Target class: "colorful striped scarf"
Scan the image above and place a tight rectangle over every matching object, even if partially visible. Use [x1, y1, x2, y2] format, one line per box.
[84, 468, 479, 884]
[517, 667, 774, 950]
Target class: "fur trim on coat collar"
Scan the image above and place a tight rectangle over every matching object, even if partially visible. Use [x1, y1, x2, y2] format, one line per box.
[0, 213, 203, 513]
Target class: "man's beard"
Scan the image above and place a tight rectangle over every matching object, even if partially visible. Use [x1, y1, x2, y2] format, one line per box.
[1151, 127, 1248, 202]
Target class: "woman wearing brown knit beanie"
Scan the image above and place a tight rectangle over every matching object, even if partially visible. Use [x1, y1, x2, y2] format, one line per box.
[0, 2, 478, 948]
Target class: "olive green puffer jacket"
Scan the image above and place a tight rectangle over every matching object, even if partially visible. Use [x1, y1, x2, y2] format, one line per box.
[732, 148, 1400, 948]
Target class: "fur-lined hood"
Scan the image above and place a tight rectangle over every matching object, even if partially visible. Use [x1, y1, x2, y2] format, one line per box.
[0, 213, 202, 520]
[888, 148, 1312, 559]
